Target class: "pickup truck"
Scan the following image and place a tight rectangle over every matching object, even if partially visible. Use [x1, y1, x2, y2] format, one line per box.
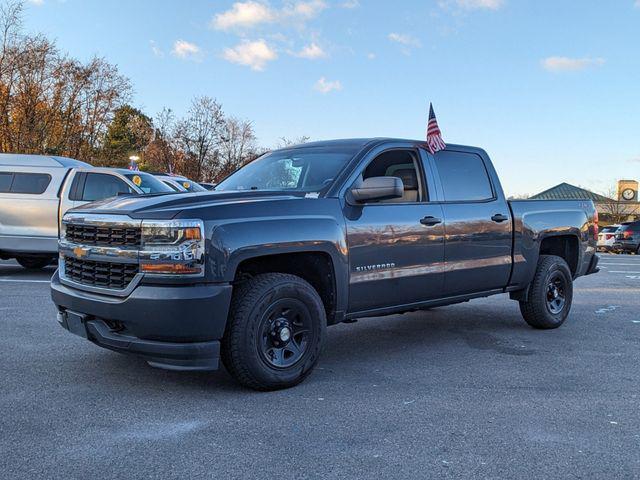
[51, 138, 599, 390]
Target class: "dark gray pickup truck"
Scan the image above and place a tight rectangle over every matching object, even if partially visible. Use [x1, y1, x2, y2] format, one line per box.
[51, 139, 599, 390]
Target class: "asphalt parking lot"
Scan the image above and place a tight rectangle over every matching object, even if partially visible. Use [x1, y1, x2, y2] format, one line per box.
[1, 254, 639, 479]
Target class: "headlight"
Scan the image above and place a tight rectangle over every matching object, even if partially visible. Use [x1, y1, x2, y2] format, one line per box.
[139, 219, 205, 277]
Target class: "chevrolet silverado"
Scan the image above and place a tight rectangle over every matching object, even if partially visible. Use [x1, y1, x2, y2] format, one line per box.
[51, 139, 599, 390]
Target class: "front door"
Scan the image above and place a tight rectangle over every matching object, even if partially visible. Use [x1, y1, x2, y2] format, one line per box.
[344, 147, 445, 313]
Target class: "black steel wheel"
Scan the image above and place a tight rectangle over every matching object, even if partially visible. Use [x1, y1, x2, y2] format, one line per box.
[519, 255, 573, 329]
[221, 273, 326, 391]
[545, 271, 567, 315]
[258, 299, 313, 369]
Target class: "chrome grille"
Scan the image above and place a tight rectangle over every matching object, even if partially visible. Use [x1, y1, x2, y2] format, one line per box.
[65, 223, 141, 247]
[63, 256, 138, 290]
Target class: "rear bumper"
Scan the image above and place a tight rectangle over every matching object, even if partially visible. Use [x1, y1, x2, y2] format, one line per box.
[51, 270, 233, 370]
[613, 242, 638, 253]
[584, 254, 599, 276]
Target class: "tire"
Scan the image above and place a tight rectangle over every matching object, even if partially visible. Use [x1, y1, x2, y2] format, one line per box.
[519, 255, 573, 329]
[15, 255, 55, 270]
[221, 273, 326, 391]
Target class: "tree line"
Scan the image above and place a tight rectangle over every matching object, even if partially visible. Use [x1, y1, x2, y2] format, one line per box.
[0, 0, 267, 182]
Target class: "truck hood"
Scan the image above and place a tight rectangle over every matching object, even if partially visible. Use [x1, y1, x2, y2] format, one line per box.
[68, 190, 307, 219]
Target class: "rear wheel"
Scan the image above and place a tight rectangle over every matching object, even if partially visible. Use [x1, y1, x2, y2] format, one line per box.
[15, 255, 54, 270]
[221, 273, 326, 391]
[519, 255, 573, 329]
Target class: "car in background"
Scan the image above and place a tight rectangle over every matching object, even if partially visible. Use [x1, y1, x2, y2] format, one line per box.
[597, 225, 620, 252]
[152, 174, 206, 193]
[613, 221, 640, 254]
[199, 182, 217, 190]
[0, 157, 173, 269]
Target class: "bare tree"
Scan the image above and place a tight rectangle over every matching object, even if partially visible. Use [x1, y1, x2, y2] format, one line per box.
[217, 117, 257, 180]
[0, 1, 131, 161]
[599, 188, 640, 224]
[144, 107, 180, 173]
[276, 135, 310, 149]
[174, 96, 224, 180]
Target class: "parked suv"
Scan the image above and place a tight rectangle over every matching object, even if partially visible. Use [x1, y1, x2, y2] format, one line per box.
[597, 225, 620, 252]
[614, 221, 640, 254]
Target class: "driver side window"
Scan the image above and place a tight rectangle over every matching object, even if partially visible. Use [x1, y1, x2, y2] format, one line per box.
[362, 150, 425, 203]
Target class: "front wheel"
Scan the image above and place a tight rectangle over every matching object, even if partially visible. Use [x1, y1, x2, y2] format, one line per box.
[221, 273, 326, 391]
[15, 255, 55, 270]
[519, 255, 573, 329]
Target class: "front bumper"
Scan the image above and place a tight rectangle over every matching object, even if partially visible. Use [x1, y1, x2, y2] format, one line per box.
[51, 270, 233, 370]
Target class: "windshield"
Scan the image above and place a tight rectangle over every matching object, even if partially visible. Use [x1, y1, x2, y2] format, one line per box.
[177, 179, 206, 192]
[215, 147, 355, 193]
[124, 172, 174, 194]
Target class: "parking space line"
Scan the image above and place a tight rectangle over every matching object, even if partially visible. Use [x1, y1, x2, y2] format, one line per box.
[599, 263, 640, 266]
[0, 278, 50, 283]
[608, 271, 640, 274]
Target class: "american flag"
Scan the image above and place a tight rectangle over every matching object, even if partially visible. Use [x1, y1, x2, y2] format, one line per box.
[426, 103, 446, 154]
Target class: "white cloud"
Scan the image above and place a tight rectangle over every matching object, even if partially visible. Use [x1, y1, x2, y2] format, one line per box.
[367, 52, 376, 60]
[440, 0, 504, 10]
[212, 0, 327, 30]
[222, 39, 277, 70]
[150, 40, 164, 58]
[388, 33, 421, 48]
[635, 0, 640, 8]
[282, 0, 327, 21]
[294, 43, 327, 59]
[541, 56, 605, 72]
[212, 1, 275, 30]
[341, 0, 360, 8]
[27, 0, 44, 4]
[172, 40, 201, 59]
[314, 77, 342, 93]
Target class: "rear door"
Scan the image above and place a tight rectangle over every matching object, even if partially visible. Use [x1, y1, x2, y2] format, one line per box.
[428, 149, 512, 296]
[0, 170, 59, 244]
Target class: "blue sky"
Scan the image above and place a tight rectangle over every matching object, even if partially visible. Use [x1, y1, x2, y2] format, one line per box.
[22, 0, 640, 196]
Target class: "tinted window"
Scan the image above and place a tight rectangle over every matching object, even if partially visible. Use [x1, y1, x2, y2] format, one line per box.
[0, 172, 12, 192]
[0, 172, 52, 194]
[433, 151, 493, 201]
[82, 173, 133, 201]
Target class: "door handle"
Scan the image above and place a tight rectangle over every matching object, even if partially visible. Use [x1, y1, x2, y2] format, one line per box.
[491, 214, 509, 223]
[420, 216, 442, 226]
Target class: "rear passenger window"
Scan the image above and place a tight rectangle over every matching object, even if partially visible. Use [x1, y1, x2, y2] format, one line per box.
[82, 173, 133, 201]
[433, 151, 493, 201]
[0, 172, 51, 194]
[10, 173, 51, 194]
[0, 172, 12, 192]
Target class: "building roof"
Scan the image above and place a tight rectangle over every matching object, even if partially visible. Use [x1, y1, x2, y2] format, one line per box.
[530, 182, 613, 202]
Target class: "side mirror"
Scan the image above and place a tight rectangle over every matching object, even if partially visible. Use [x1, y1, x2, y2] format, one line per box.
[349, 176, 403, 203]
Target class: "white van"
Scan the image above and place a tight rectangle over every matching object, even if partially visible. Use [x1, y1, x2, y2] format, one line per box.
[0, 154, 173, 269]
